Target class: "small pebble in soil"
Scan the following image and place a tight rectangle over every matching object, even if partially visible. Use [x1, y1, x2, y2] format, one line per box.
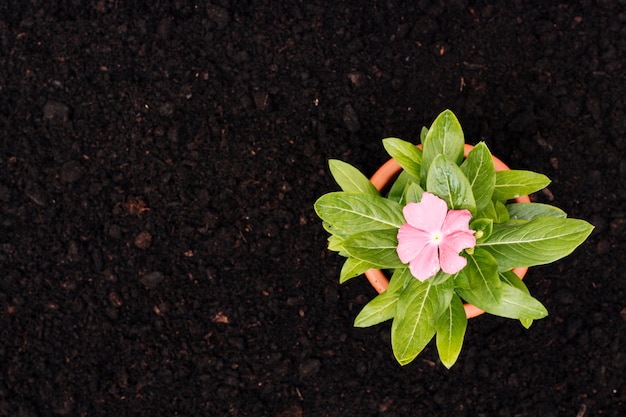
[60, 160, 83, 184]
[596, 239, 610, 255]
[342, 103, 361, 133]
[43, 100, 70, 123]
[108, 292, 123, 308]
[609, 217, 626, 235]
[140, 271, 165, 289]
[134, 231, 152, 249]
[298, 358, 321, 378]
[206, 4, 230, 29]
[555, 288, 575, 305]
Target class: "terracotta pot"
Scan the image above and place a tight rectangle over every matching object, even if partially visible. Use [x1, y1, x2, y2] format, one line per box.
[365, 143, 530, 319]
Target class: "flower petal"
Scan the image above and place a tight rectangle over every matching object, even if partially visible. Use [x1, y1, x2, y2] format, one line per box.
[408, 243, 440, 281]
[441, 209, 473, 236]
[396, 224, 431, 263]
[438, 248, 468, 275]
[438, 208, 475, 275]
[443, 230, 476, 254]
[402, 192, 447, 232]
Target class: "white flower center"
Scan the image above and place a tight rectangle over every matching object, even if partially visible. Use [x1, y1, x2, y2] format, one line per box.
[431, 232, 442, 245]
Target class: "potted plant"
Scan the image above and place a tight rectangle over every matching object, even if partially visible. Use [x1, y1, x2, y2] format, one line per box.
[314, 110, 593, 367]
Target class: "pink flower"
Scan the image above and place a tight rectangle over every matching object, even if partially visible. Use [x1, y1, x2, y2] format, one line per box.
[396, 192, 476, 281]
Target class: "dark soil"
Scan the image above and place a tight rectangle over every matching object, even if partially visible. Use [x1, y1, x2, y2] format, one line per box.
[1, 1, 625, 416]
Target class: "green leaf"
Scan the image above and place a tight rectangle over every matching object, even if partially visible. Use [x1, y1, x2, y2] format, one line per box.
[391, 279, 438, 365]
[477, 217, 594, 270]
[387, 267, 414, 293]
[430, 275, 455, 316]
[470, 218, 493, 241]
[354, 289, 399, 327]
[342, 229, 404, 269]
[461, 142, 496, 211]
[499, 270, 528, 293]
[421, 110, 465, 183]
[314, 192, 405, 233]
[519, 318, 534, 329]
[480, 281, 548, 321]
[494, 200, 510, 223]
[507, 203, 567, 220]
[322, 221, 348, 238]
[426, 154, 476, 214]
[339, 257, 375, 283]
[388, 173, 424, 206]
[387, 171, 414, 203]
[403, 182, 424, 204]
[499, 270, 534, 328]
[382, 138, 423, 182]
[455, 248, 502, 309]
[328, 159, 379, 195]
[420, 126, 428, 143]
[492, 170, 551, 201]
[327, 234, 345, 252]
[435, 294, 467, 368]
[477, 200, 498, 221]
[453, 269, 470, 291]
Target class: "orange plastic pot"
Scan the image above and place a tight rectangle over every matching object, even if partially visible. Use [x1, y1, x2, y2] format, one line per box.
[365, 144, 530, 319]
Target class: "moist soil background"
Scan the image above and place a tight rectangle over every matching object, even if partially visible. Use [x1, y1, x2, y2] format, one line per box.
[1, 1, 625, 416]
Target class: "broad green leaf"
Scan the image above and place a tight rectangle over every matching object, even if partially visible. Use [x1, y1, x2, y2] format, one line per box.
[403, 182, 424, 204]
[470, 218, 493, 242]
[387, 267, 414, 293]
[328, 159, 379, 195]
[492, 170, 551, 201]
[382, 138, 423, 181]
[426, 270, 453, 287]
[342, 229, 404, 269]
[477, 217, 594, 270]
[430, 275, 455, 316]
[420, 126, 428, 143]
[455, 248, 502, 308]
[322, 221, 349, 238]
[494, 200, 510, 222]
[391, 279, 438, 365]
[339, 257, 375, 283]
[314, 192, 405, 233]
[323, 221, 349, 255]
[421, 110, 465, 183]
[354, 268, 422, 327]
[426, 154, 476, 214]
[480, 281, 548, 321]
[327, 234, 345, 252]
[461, 142, 496, 211]
[477, 200, 498, 221]
[354, 289, 399, 327]
[507, 203, 566, 221]
[520, 317, 534, 329]
[452, 269, 470, 291]
[499, 270, 534, 328]
[435, 294, 467, 368]
[388, 171, 414, 203]
[499, 270, 528, 294]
